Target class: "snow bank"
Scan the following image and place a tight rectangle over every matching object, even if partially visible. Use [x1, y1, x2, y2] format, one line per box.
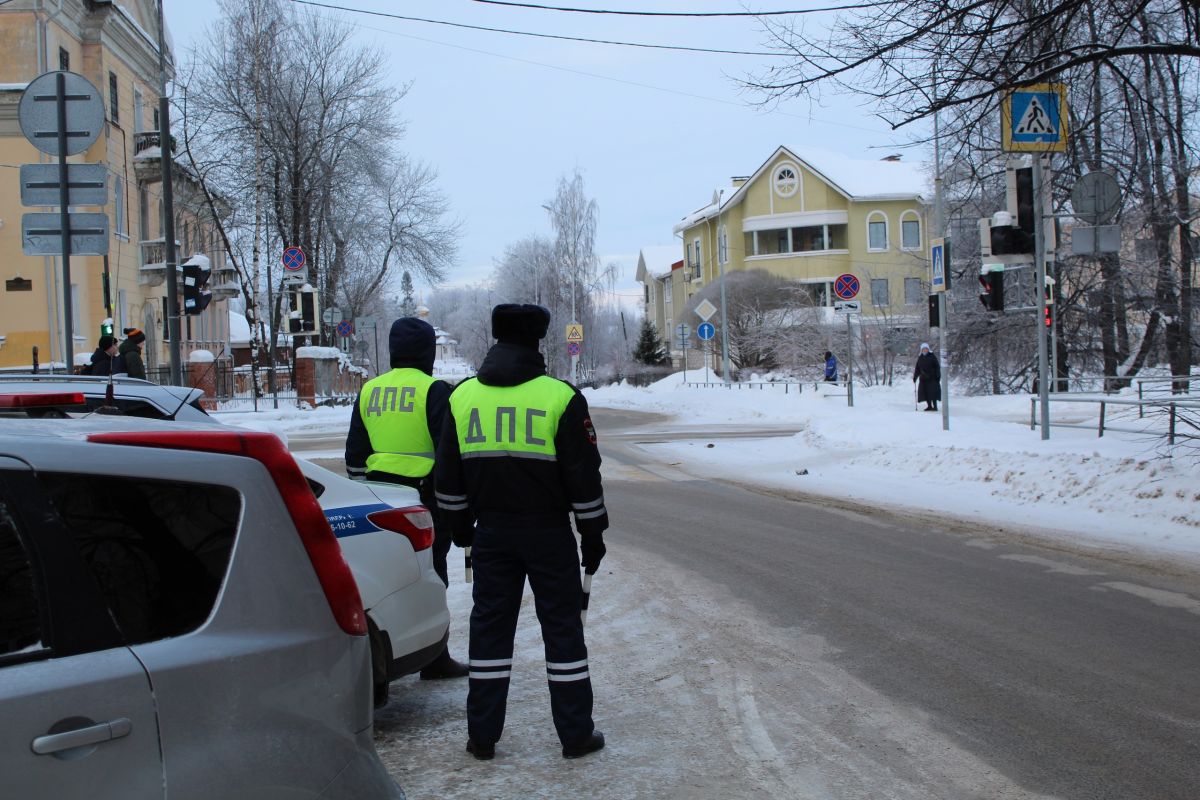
[585, 377, 1200, 559]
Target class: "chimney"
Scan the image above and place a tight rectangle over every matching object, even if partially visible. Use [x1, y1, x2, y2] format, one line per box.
[731, 176, 750, 187]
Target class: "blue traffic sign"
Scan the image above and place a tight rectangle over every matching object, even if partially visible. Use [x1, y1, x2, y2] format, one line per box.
[930, 238, 947, 293]
[281, 246, 306, 271]
[335, 320, 354, 337]
[1003, 83, 1068, 153]
[834, 273, 860, 300]
[697, 322, 715, 341]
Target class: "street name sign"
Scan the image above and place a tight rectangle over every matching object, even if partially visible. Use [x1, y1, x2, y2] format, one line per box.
[21, 212, 109, 256]
[1002, 83, 1068, 153]
[20, 163, 107, 207]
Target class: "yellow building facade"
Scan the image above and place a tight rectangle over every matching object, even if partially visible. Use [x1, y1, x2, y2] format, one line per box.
[642, 146, 931, 362]
[0, 0, 234, 372]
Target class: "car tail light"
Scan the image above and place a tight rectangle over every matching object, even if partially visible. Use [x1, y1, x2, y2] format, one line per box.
[87, 430, 367, 636]
[0, 392, 85, 408]
[367, 506, 435, 552]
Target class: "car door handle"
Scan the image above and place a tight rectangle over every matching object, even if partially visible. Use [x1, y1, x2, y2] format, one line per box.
[31, 718, 133, 755]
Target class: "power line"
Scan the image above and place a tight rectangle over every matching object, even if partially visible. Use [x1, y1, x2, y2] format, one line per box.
[287, 0, 789, 56]
[467, 0, 886, 17]
[297, 7, 899, 138]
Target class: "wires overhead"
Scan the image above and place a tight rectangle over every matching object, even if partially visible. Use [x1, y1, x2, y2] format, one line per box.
[286, 0, 790, 57]
[467, 0, 885, 17]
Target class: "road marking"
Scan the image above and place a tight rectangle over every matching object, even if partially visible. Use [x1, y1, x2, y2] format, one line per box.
[964, 538, 1000, 550]
[1098, 582, 1200, 616]
[999, 554, 1106, 576]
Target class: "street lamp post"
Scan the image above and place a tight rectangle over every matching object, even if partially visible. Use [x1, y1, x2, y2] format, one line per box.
[714, 189, 731, 385]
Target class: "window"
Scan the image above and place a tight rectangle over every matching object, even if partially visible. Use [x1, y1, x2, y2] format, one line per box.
[153, 106, 160, 132]
[870, 278, 890, 306]
[718, 225, 728, 265]
[791, 225, 826, 253]
[133, 88, 144, 133]
[868, 213, 888, 251]
[71, 284, 80, 333]
[139, 186, 149, 239]
[118, 289, 128, 331]
[644, 284, 650, 304]
[904, 277, 923, 305]
[41, 474, 241, 644]
[664, 276, 672, 305]
[108, 71, 119, 124]
[0, 489, 44, 659]
[901, 214, 921, 250]
[692, 238, 702, 278]
[58, 47, 69, 71]
[773, 163, 799, 198]
[685, 242, 692, 269]
[115, 176, 126, 237]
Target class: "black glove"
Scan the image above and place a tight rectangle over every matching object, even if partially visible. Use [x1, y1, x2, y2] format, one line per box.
[451, 522, 474, 549]
[580, 533, 606, 575]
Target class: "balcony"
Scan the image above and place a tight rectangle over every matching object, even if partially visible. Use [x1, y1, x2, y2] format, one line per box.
[133, 130, 178, 183]
[138, 238, 181, 286]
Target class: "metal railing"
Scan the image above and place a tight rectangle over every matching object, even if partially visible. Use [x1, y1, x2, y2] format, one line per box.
[682, 380, 806, 394]
[1030, 394, 1200, 444]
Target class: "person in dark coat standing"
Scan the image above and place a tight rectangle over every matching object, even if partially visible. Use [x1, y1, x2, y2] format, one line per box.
[88, 335, 125, 376]
[823, 351, 838, 382]
[345, 317, 468, 686]
[436, 304, 608, 762]
[913, 342, 941, 411]
[119, 328, 146, 380]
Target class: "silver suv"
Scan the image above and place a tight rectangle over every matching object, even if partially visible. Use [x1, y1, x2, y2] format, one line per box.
[0, 414, 404, 799]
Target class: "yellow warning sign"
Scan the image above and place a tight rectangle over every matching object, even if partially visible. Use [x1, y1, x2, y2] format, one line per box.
[565, 324, 584, 342]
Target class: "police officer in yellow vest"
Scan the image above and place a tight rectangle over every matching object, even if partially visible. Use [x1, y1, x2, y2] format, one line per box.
[436, 304, 608, 761]
[346, 317, 468, 687]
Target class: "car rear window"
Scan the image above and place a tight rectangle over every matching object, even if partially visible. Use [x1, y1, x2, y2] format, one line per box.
[0, 493, 43, 659]
[40, 474, 241, 645]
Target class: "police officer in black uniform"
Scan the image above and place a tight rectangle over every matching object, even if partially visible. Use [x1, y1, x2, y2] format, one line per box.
[346, 317, 468, 694]
[435, 304, 608, 761]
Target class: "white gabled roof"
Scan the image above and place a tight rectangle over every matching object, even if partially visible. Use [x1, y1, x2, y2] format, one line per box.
[636, 245, 683, 282]
[674, 145, 929, 234]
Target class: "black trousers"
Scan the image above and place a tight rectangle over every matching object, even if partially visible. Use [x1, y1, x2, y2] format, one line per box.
[467, 523, 594, 747]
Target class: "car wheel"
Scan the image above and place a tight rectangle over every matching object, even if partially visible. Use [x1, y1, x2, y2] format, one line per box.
[367, 617, 391, 709]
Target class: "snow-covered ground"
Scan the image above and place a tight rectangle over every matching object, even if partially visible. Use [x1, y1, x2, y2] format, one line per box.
[588, 374, 1200, 562]
[220, 372, 1200, 560]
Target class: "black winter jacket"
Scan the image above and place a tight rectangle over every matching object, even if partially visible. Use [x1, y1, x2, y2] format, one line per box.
[435, 343, 608, 536]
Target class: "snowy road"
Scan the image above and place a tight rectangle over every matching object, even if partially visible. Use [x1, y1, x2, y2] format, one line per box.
[305, 407, 1200, 799]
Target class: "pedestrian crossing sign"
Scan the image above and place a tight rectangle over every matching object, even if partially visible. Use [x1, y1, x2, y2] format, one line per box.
[930, 237, 947, 293]
[565, 324, 584, 342]
[1002, 83, 1068, 152]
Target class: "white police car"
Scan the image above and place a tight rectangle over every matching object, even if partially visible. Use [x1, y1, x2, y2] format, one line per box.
[297, 459, 450, 705]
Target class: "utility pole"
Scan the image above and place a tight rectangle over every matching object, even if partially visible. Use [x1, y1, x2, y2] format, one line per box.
[715, 188, 731, 385]
[934, 66, 950, 431]
[156, 0, 182, 385]
[1034, 155, 1051, 439]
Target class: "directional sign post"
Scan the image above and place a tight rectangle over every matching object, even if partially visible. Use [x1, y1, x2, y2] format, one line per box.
[832, 274, 861, 409]
[18, 71, 107, 372]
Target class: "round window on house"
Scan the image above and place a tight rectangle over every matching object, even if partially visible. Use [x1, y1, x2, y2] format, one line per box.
[774, 164, 799, 198]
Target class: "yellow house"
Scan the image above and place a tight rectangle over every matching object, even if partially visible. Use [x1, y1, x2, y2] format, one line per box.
[0, 0, 234, 373]
[645, 146, 931, 351]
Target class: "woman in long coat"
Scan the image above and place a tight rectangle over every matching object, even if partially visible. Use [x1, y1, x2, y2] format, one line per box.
[913, 343, 940, 411]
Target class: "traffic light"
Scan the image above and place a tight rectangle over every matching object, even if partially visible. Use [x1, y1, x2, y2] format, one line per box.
[288, 287, 319, 333]
[1043, 305, 1052, 328]
[978, 269, 1005, 311]
[928, 294, 941, 328]
[182, 256, 212, 316]
[988, 165, 1036, 256]
[100, 318, 114, 337]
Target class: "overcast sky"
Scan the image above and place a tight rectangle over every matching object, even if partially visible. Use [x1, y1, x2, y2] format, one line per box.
[167, 0, 931, 309]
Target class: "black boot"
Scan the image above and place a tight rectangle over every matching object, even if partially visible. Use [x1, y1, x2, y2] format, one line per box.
[420, 648, 469, 680]
[562, 730, 605, 759]
[466, 738, 495, 760]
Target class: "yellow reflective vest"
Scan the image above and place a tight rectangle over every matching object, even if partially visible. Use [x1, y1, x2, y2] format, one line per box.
[450, 375, 576, 461]
[360, 367, 437, 479]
